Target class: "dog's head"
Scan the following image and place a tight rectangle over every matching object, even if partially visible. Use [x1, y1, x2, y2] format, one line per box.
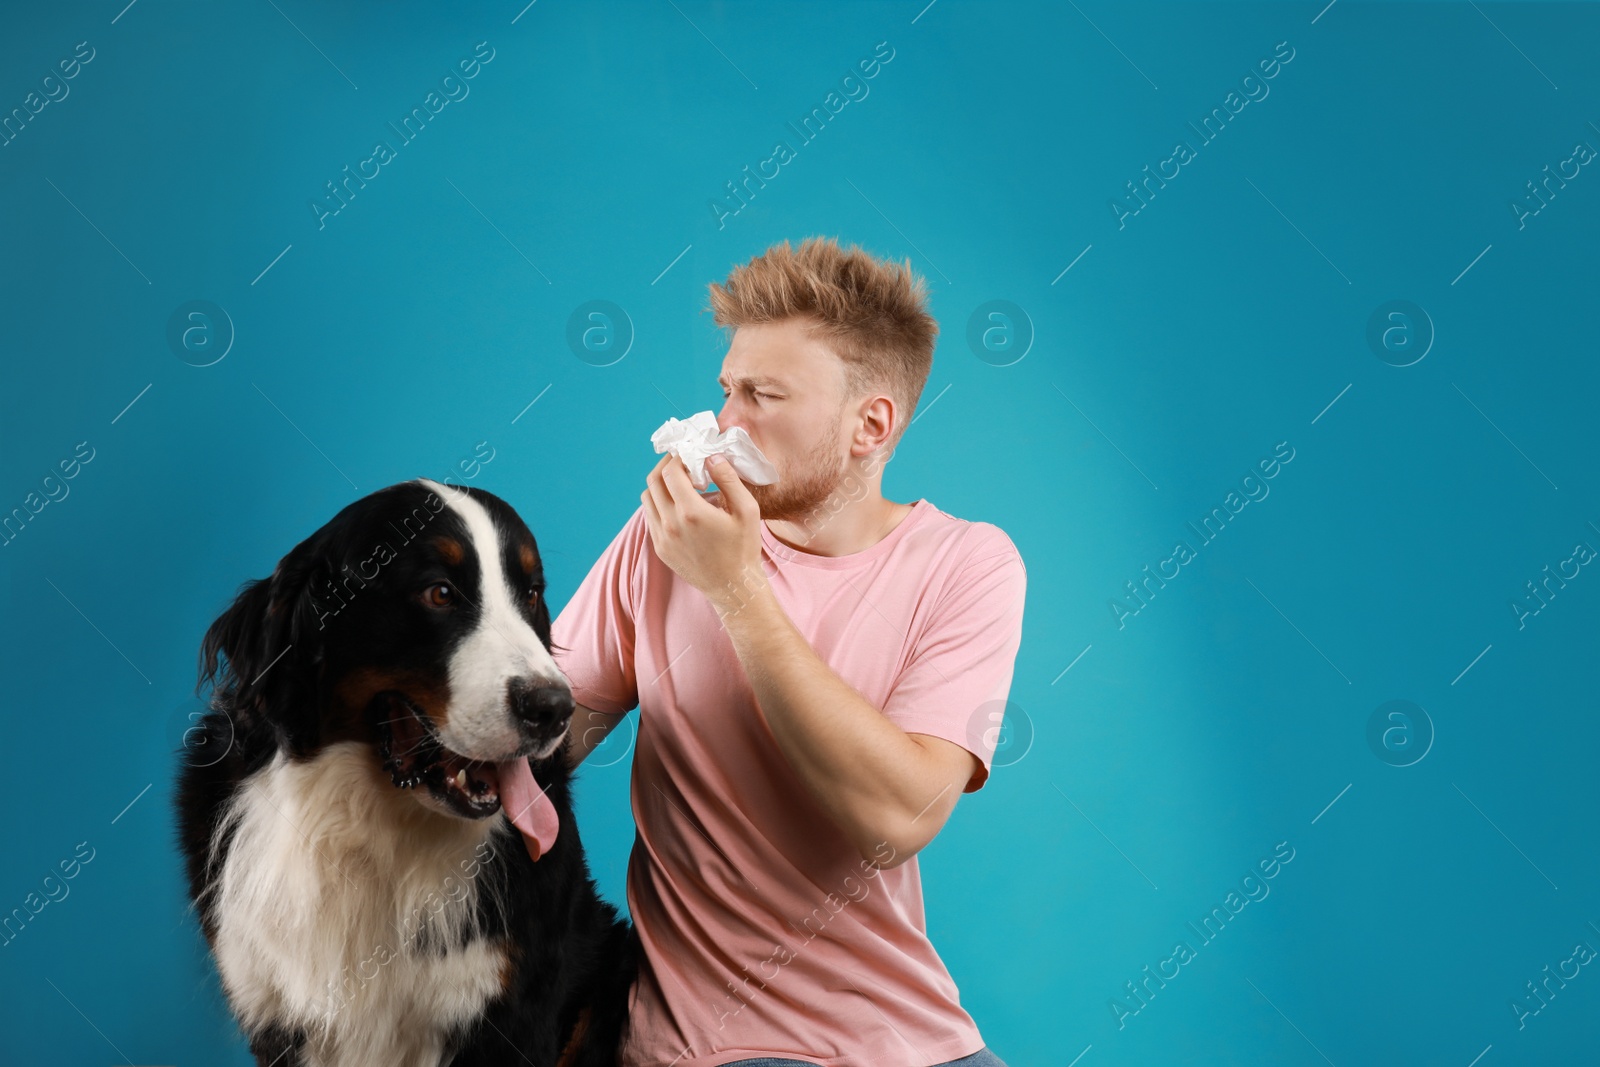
[197, 478, 572, 822]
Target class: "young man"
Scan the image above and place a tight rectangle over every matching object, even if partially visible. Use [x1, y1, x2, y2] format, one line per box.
[552, 237, 1025, 1067]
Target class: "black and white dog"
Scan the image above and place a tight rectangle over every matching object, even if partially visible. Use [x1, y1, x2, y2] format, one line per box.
[176, 478, 637, 1067]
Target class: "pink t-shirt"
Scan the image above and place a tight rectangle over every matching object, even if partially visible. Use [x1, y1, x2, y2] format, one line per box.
[551, 497, 1027, 1067]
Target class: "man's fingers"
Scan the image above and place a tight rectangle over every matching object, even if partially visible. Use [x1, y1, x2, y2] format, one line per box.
[708, 456, 754, 516]
[642, 468, 671, 533]
[639, 489, 662, 556]
[644, 454, 683, 528]
[659, 453, 695, 506]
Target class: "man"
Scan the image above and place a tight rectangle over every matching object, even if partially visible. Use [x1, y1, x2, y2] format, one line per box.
[552, 237, 1025, 1067]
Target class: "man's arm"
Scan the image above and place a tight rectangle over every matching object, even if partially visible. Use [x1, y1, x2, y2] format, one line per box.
[638, 452, 1015, 869]
[562, 702, 630, 772]
[715, 578, 977, 870]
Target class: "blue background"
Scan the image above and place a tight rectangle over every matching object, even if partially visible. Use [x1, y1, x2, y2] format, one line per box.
[3, 1, 1598, 1064]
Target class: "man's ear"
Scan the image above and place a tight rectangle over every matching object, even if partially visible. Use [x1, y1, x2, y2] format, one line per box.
[196, 529, 330, 753]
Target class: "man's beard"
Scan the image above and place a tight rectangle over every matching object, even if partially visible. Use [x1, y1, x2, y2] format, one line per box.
[745, 416, 848, 523]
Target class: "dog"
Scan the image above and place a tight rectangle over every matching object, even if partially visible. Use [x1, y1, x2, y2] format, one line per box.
[176, 478, 637, 1066]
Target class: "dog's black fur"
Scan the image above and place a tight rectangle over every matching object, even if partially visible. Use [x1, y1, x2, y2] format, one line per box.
[175, 479, 637, 1066]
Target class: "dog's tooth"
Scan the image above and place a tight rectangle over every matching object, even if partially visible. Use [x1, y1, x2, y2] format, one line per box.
[455, 768, 467, 790]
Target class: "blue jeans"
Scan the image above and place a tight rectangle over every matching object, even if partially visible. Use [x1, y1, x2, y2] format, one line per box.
[719, 1048, 1007, 1067]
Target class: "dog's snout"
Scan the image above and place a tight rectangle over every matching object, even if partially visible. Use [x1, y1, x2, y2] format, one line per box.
[508, 678, 573, 731]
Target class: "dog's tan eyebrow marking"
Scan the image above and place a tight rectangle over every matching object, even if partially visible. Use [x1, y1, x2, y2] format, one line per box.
[518, 541, 536, 575]
[433, 536, 464, 565]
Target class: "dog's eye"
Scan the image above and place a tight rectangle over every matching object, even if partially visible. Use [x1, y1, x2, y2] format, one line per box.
[423, 583, 454, 608]
[527, 587, 542, 607]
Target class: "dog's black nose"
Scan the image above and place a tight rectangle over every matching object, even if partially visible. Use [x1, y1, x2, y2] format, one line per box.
[508, 678, 573, 731]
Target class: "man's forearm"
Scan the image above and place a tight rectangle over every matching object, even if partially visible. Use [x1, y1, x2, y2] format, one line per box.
[564, 702, 628, 772]
[712, 573, 944, 864]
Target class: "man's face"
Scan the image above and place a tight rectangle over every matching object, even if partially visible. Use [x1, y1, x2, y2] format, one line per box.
[715, 318, 854, 523]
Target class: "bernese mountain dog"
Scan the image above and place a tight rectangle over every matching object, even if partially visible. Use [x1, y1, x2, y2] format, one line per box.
[176, 477, 637, 1066]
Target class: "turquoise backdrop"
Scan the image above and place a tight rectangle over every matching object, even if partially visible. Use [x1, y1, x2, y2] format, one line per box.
[2, 1, 1597, 1064]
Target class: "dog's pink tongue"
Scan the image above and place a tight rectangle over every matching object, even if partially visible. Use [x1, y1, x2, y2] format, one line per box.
[498, 756, 559, 862]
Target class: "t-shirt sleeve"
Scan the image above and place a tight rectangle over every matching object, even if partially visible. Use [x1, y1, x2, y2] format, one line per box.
[549, 505, 650, 716]
[881, 526, 1027, 793]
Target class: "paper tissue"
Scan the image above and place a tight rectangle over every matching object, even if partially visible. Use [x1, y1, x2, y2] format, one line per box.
[651, 411, 778, 491]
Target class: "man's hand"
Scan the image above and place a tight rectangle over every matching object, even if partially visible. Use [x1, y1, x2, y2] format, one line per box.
[640, 452, 763, 610]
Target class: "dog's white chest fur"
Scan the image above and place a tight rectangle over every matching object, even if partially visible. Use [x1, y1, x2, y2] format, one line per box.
[207, 743, 511, 1067]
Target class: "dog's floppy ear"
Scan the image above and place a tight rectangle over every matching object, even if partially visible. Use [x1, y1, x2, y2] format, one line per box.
[197, 527, 331, 753]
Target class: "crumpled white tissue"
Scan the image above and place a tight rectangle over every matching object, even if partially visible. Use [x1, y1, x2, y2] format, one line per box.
[651, 410, 778, 491]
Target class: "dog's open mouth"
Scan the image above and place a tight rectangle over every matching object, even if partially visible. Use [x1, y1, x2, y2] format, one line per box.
[368, 690, 564, 858]
[373, 693, 504, 819]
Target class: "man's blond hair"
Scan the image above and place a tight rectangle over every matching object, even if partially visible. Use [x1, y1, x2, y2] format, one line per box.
[706, 236, 937, 453]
